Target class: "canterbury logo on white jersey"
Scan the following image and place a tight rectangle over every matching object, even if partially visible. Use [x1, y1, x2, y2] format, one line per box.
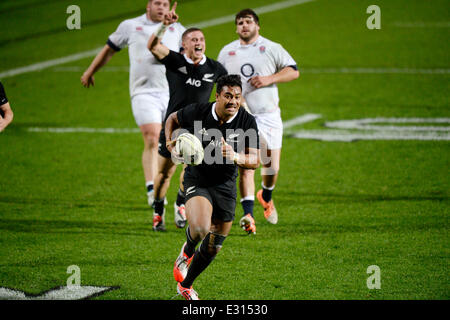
[186, 186, 196, 196]
[186, 78, 201, 87]
[202, 73, 214, 82]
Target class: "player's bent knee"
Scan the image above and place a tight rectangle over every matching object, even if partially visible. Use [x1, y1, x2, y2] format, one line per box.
[191, 226, 210, 240]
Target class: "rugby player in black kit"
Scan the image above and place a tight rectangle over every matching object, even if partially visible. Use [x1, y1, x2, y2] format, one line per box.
[147, 2, 227, 231]
[0, 81, 14, 132]
[164, 75, 260, 300]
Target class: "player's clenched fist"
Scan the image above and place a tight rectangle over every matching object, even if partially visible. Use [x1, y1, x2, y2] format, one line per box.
[248, 75, 273, 89]
[221, 137, 236, 162]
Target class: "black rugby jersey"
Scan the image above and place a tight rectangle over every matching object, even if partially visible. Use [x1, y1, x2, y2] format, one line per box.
[177, 102, 259, 187]
[0, 82, 8, 106]
[159, 51, 227, 121]
[0, 81, 8, 118]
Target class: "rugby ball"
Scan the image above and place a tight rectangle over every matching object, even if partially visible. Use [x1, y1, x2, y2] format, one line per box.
[175, 133, 204, 165]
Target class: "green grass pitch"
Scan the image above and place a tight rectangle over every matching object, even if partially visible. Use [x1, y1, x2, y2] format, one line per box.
[0, 0, 448, 300]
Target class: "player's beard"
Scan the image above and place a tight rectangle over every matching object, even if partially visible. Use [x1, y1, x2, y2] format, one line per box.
[239, 29, 258, 43]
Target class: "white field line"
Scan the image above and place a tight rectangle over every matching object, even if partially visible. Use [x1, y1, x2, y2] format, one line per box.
[0, 286, 115, 300]
[27, 114, 320, 134]
[49, 66, 450, 75]
[0, 48, 104, 78]
[293, 117, 450, 141]
[291, 130, 450, 142]
[27, 127, 140, 133]
[52, 66, 129, 72]
[0, 0, 316, 79]
[303, 68, 450, 74]
[189, 0, 315, 29]
[325, 118, 450, 132]
[283, 113, 322, 129]
[26, 115, 450, 142]
[392, 22, 450, 28]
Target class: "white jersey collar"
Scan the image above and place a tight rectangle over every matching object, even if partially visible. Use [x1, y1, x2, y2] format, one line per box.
[142, 14, 162, 26]
[184, 54, 207, 65]
[211, 102, 239, 124]
[238, 35, 263, 48]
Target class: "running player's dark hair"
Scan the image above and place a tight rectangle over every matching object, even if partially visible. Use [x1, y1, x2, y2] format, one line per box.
[235, 8, 260, 25]
[216, 75, 242, 93]
[182, 27, 203, 41]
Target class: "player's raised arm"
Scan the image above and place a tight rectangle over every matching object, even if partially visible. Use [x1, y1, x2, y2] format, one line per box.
[147, 1, 178, 60]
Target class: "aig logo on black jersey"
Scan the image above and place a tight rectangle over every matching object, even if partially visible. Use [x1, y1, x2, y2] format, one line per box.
[186, 78, 201, 87]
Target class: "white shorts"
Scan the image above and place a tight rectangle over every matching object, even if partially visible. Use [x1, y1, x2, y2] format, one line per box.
[254, 109, 283, 150]
[131, 91, 169, 126]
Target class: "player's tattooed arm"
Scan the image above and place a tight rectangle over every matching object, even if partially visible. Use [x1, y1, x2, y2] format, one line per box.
[147, 2, 178, 60]
[249, 66, 299, 89]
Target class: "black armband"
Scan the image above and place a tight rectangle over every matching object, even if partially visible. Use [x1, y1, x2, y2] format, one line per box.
[106, 39, 121, 52]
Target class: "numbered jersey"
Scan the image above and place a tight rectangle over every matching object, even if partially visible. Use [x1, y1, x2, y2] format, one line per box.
[218, 36, 297, 114]
[108, 14, 185, 97]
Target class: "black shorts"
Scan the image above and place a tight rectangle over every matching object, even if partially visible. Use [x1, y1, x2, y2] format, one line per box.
[183, 178, 237, 222]
[158, 128, 171, 159]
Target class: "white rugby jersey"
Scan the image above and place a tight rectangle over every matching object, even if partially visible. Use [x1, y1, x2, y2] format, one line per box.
[218, 36, 297, 114]
[108, 14, 185, 97]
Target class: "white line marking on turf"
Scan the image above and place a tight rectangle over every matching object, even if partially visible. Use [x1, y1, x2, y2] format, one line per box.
[189, 0, 315, 29]
[28, 127, 140, 133]
[283, 114, 322, 129]
[392, 22, 450, 28]
[0, 285, 116, 300]
[291, 117, 450, 141]
[0, 0, 316, 79]
[325, 118, 450, 132]
[302, 68, 450, 74]
[49, 66, 450, 75]
[291, 130, 450, 141]
[0, 48, 103, 78]
[26, 114, 321, 134]
[52, 66, 129, 72]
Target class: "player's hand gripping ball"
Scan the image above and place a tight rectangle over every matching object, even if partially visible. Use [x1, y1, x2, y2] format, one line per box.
[175, 133, 204, 165]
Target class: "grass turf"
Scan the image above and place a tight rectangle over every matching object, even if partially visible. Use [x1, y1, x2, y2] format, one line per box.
[0, 0, 448, 299]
